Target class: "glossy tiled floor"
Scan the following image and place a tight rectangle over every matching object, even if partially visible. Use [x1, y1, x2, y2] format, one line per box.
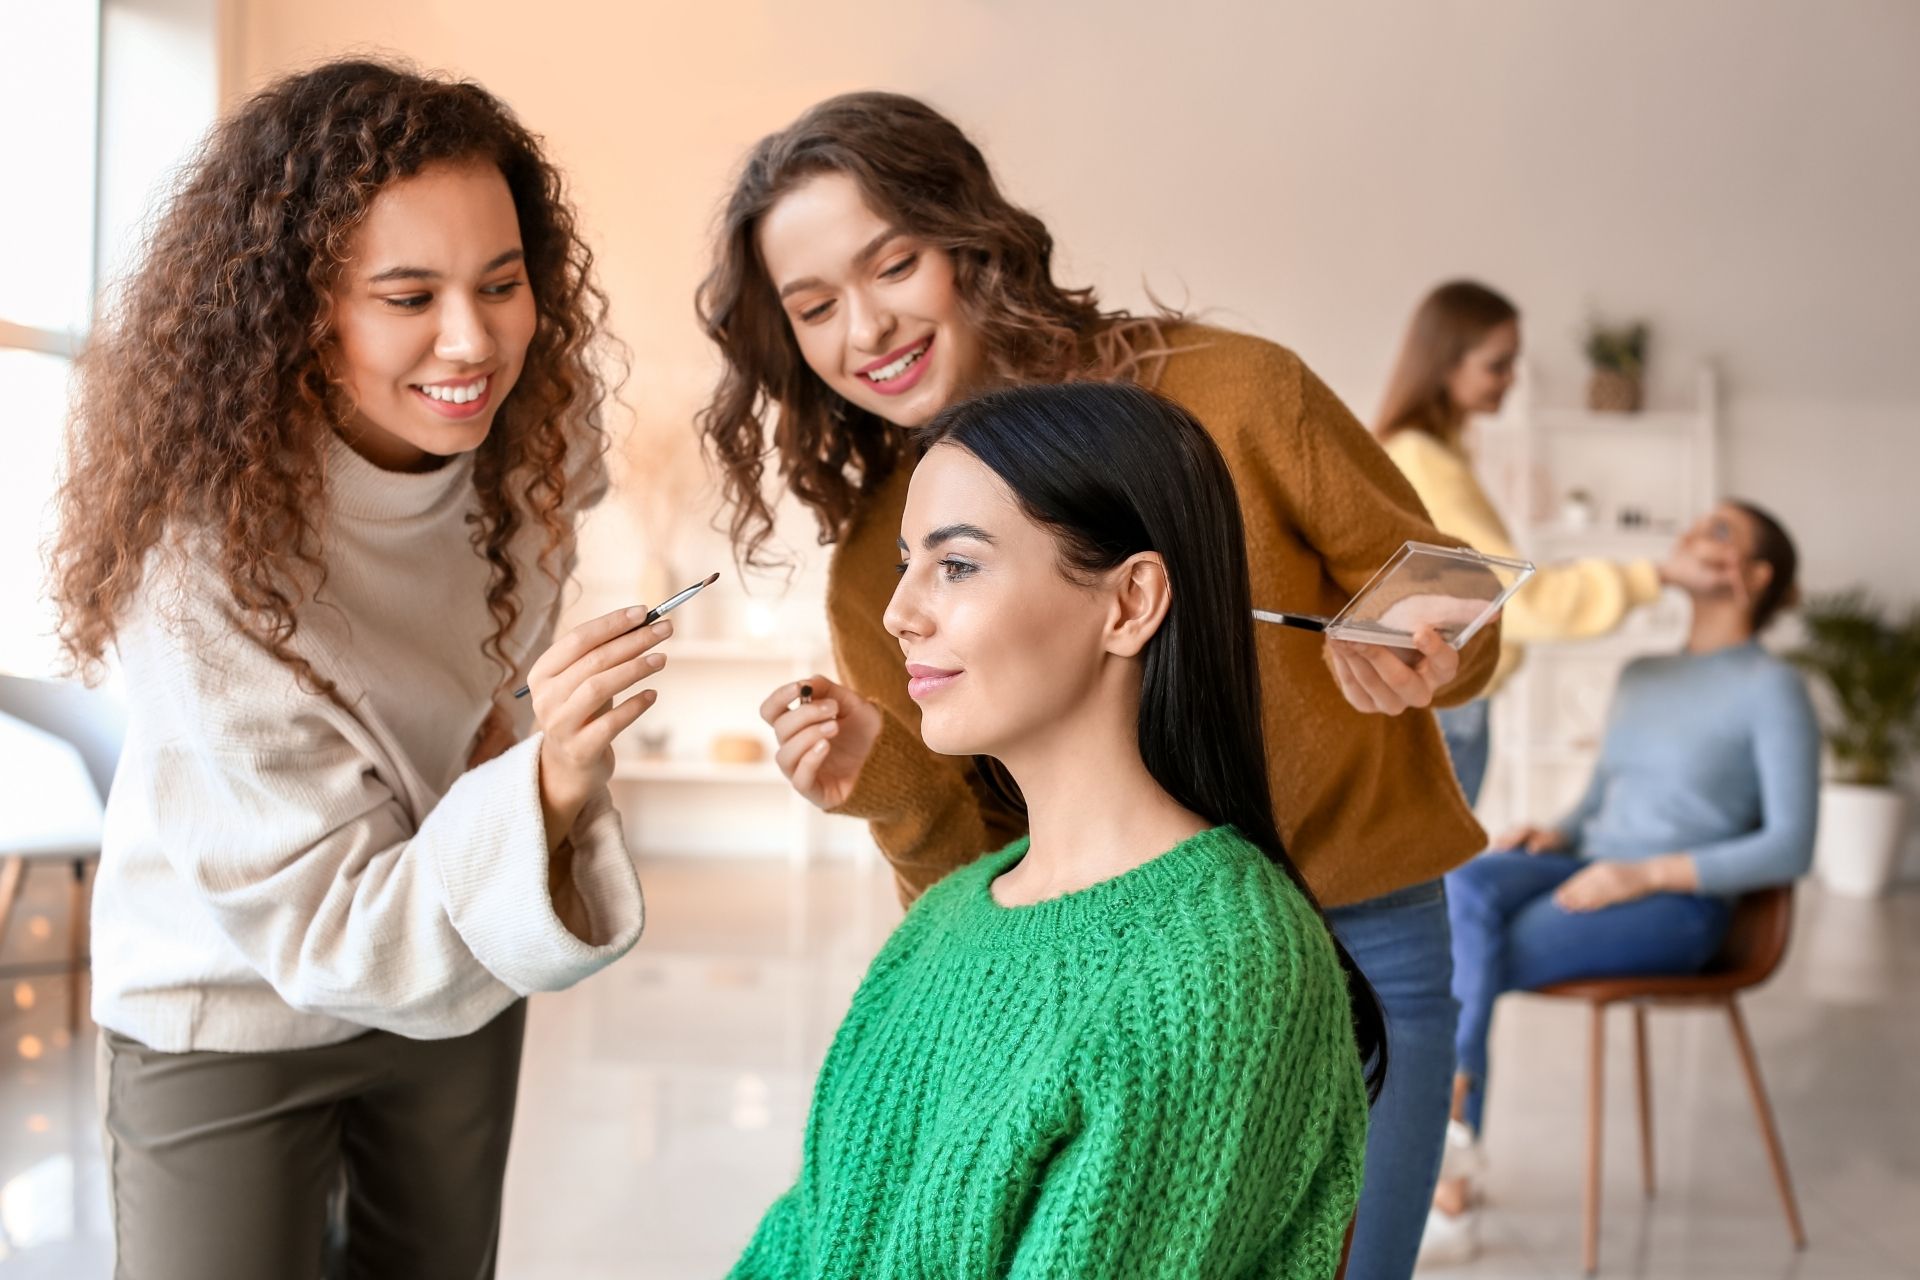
[3, 857, 1916, 1279]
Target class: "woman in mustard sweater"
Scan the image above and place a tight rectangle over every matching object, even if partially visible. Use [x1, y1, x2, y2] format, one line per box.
[734, 381, 1376, 1279]
[1374, 280, 1735, 806]
[701, 94, 1498, 1279]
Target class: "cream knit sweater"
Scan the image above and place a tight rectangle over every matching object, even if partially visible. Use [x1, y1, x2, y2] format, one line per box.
[91, 436, 644, 1052]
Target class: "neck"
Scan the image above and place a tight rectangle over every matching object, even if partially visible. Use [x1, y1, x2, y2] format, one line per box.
[1684, 597, 1756, 654]
[991, 670, 1208, 906]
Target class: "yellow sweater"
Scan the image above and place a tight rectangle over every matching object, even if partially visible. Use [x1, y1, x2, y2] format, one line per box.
[825, 323, 1500, 908]
[1381, 430, 1663, 695]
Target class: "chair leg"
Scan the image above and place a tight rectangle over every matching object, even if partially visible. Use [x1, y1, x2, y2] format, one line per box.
[1633, 1005, 1655, 1198]
[68, 858, 89, 1033]
[1725, 999, 1808, 1250]
[1584, 1001, 1606, 1275]
[0, 857, 24, 955]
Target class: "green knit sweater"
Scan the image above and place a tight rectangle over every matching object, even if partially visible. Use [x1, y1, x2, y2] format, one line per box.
[731, 826, 1369, 1279]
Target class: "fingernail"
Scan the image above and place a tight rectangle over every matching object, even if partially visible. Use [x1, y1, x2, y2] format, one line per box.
[822, 721, 838, 736]
[626, 606, 649, 622]
[647, 653, 666, 670]
[652, 620, 673, 638]
[819, 700, 837, 715]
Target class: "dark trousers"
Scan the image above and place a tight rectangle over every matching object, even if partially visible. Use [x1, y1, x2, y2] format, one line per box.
[99, 1002, 527, 1280]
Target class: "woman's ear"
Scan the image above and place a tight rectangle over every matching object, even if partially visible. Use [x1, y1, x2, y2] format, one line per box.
[1105, 552, 1172, 659]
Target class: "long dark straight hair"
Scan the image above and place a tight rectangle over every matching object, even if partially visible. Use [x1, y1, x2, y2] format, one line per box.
[919, 381, 1388, 1101]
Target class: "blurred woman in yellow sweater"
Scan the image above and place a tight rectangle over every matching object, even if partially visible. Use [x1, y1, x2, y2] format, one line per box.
[1374, 281, 1731, 806]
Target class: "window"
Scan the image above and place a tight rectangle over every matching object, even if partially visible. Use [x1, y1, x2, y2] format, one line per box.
[0, 2, 100, 676]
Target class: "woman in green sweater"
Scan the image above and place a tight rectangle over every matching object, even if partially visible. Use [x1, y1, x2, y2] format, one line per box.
[735, 382, 1378, 1279]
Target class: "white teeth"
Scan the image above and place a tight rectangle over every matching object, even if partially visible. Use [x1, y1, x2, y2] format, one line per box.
[420, 376, 488, 404]
[864, 343, 927, 383]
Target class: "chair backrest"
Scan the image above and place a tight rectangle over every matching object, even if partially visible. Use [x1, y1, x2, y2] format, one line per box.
[1704, 884, 1794, 989]
[0, 675, 126, 802]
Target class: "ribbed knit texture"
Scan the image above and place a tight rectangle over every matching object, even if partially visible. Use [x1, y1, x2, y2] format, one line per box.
[1382, 429, 1664, 696]
[91, 435, 643, 1052]
[826, 323, 1499, 906]
[731, 827, 1369, 1279]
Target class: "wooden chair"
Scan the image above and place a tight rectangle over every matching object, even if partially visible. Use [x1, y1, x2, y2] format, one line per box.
[1532, 885, 1806, 1274]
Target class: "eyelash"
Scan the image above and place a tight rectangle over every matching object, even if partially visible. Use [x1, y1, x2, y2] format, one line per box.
[894, 556, 978, 581]
[382, 280, 524, 311]
[794, 253, 919, 324]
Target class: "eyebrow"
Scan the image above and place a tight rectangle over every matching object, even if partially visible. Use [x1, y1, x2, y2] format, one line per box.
[777, 226, 906, 300]
[366, 248, 525, 286]
[897, 523, 997, 553]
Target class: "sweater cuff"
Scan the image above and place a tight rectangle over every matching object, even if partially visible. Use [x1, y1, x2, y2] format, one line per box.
[828, 704, 921, 824]
[1624, 559, 1664, 606]
[429, 735, 643, 995]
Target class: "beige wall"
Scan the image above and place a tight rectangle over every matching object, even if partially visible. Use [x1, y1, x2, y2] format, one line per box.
[226, 0, 1920, 597]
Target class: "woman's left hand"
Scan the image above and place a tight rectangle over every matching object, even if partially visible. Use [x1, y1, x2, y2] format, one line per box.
[1325, 625, 1460, 715]
[1554, 861, 1659, 913]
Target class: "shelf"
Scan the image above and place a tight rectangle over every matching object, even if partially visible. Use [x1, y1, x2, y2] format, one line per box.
[613, 758, 785, 784]
[1526, 525, 1680, 549]
[1534, 409, 1706, 436]
[658, 639, 824, 664]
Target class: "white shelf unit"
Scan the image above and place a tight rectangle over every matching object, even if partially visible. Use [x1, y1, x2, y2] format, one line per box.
[601, 634, 875, 864]
[1473, 366, 1719, 834]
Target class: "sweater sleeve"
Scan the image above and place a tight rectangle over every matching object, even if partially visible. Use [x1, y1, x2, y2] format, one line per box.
[1685, 666, 1822, 895]
[134, 594, 642, 1040]
[1008, 926, 1365, 1279]
[1280, 360, 1501, 708]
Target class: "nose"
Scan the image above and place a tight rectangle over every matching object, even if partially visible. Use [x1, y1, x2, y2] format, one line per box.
[883, 563, 927, 644]
[844, 286, 896, 358]
[435, 291, 498, 366]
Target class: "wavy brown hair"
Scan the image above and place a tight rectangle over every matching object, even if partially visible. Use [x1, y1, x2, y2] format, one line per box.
[52, 59, 610, 697]
[1374, 279, 1519, 444]
[696, 91, 1173, 568]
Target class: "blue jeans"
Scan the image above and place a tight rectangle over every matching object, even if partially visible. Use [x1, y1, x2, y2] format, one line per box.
[1446, 850, 1732, 1132]
[1437, 699, 1492, 809]
[1326, 879, 1458, 1280]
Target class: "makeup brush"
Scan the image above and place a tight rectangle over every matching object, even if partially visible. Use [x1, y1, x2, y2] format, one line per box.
[512, 571, 719, 699]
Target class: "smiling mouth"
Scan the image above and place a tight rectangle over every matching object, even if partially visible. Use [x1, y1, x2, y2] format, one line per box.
[906, 664, 963, 700]
[861, 336, 932, 384]
[413, 374, 490, 405]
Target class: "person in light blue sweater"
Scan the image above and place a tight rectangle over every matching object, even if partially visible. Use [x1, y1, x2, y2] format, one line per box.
[1423, 500, 1819, 1263]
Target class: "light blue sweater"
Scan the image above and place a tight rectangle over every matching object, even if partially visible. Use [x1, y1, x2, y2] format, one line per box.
[1553, 641, 1821, 896]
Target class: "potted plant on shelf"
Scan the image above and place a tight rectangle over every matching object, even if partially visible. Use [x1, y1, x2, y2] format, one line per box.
[1790, 591, 1920, 897]
[1583, 318, 1649, 412]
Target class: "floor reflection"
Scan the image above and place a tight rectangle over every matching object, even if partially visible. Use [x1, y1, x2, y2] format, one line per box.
[3, 855, 1917, 1279]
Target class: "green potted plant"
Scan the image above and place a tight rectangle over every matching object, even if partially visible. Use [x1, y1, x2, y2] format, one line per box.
[1790, 591, 1920, 896]
[1583, 318, 1649, 412]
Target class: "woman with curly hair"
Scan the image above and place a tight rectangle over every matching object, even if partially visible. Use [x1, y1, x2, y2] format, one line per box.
[700, 92, 1501, 1280]
[55, 60, 657, 1278]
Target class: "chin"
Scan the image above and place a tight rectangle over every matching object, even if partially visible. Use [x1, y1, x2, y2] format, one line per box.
[916, 712, 982, 760]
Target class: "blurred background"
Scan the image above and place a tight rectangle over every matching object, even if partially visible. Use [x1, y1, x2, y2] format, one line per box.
[1, 2, 1916, 1277]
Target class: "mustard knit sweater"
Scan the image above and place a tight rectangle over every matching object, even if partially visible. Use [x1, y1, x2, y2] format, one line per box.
[825, 323, 1500, 907]
[730, 827, 1368, 1280]
[1381, 429, 1663, 696]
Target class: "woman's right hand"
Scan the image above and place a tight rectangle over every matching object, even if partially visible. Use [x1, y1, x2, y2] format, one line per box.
[759, 675, 881, 811]
[525, 606, 672, 840]
[1495, 824, 1569, 855]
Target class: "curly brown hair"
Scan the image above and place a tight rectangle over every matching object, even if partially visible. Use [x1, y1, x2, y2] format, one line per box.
[51, 58, 611, 696]
[695, 91, 1173, 568]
